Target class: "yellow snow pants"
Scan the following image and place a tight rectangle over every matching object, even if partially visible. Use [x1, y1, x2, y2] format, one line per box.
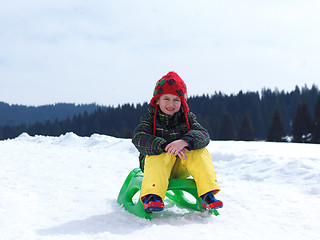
[140, 148, 220, 201]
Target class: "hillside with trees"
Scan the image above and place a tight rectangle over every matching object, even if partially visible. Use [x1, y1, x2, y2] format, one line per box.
[0, 85, 319, 143]
[0, 102, 101, 126]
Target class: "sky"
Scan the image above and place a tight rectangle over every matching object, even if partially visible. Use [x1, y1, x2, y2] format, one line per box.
[1, 0, 320, 106]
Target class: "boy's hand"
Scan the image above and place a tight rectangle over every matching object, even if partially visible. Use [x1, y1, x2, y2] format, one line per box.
[177, 148, 190, 160]
[165, 139, 190, 160]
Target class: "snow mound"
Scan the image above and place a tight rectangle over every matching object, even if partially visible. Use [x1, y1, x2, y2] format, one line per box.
[0, 134, 319, 240]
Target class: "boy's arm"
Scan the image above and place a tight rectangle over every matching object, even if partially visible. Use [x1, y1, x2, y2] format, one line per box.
[132, 115, 168, 156]
[181, 112, 210, 150]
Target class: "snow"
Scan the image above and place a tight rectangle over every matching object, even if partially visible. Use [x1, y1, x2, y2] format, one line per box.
[0, 132, 319, 240]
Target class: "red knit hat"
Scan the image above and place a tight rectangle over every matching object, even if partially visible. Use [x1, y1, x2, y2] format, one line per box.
[150, 71, 190, 135]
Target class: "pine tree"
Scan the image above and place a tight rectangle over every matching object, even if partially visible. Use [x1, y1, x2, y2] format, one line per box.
[312, 95, 320, 143]
[0, 128, 3, 139]
[217, 112, 236, 140]
[267, 107, 285, 142]
[292, 102, 312, 143]
[238, 113, 254, 141]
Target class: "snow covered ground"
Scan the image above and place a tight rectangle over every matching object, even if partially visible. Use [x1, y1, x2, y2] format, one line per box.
[0, 133, 319, 240]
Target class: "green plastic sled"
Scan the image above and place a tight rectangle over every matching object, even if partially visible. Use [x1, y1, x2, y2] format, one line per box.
[117, 168, 219, 219]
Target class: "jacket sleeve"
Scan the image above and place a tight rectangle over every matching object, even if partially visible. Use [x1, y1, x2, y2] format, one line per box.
[132, 113, 168, 156]
[181, 112, 210, 150]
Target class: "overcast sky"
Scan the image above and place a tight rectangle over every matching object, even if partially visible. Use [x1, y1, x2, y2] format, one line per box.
[1, 0, 320, 106]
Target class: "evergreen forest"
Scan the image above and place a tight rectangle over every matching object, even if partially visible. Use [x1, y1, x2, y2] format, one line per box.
[1, 85, 320, 144]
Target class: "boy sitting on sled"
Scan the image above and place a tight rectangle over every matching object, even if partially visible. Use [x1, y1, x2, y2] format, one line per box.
[132, 71, 223, 212]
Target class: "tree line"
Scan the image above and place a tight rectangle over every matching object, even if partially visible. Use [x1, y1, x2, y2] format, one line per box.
[0, 102, 100, 126]
[0, 85, 319, 143]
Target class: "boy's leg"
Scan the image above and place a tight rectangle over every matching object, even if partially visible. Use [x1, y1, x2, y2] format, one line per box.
[184, 148, 221, 197]
[140, 152, 176, 201]
[170, 157, 191, 179]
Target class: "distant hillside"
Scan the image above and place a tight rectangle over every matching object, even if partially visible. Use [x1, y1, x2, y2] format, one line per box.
[0, 102, 105, 126]
[1, 85, 319, 143]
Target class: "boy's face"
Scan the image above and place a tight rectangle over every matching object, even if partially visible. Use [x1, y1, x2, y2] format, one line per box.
[156, 94, 181, 116]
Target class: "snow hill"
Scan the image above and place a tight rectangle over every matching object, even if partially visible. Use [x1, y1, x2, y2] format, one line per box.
[0, 133, 319, 240]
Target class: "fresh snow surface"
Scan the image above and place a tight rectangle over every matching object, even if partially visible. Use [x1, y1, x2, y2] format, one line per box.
[0, 132, 319, 240]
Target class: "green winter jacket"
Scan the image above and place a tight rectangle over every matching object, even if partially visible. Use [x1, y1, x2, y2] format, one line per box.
[132, 105, 210, 171]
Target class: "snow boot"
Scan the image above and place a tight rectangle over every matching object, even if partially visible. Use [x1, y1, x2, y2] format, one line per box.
[142, 194, 164, 212]
[201, 191, 223, 210]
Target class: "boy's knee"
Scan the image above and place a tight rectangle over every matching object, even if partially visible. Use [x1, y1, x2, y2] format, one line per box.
[146, 152, 173, 161]
[185, 148, 213, 170]
[145, 152, 177, 170]
[187, 148, 210, 158]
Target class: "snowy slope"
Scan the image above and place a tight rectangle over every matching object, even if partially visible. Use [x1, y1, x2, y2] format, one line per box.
[0, 133, 319, 240]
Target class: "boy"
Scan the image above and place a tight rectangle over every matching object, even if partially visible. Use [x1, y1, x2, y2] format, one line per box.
[132, 71, 223, 212]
